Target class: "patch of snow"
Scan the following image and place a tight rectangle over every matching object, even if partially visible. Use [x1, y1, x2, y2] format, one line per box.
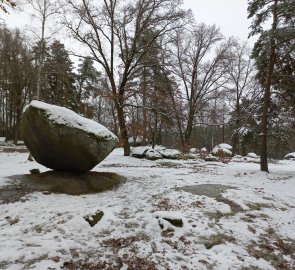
[28, 100, 118, 140]
[189, 148, 197, 154]
[212, 143, 232, 156]
[158, 148, 181, 159]
[146, 149, 163, 160]
[237, 127, 251, 136]
[128, 136, 142, 144]
[130, 146, 149, 157]
[218, 143, 232, 150]
[247, 152, 258, 158]
[153, 210, 184, 221]
[0, 148, 295, 269]
[153, 145, 166, 151]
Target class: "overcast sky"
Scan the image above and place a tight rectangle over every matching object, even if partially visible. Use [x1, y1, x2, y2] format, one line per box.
[183, 0, 254, 45]
[2, 0, 255, 48]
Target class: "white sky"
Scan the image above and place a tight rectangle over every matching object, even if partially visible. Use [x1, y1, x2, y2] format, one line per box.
[1, 0, 255, 59]
[183, 0, 255, 45]
[4, 1, 253, 42]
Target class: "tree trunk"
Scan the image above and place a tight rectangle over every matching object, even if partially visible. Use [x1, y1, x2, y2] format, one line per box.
[184, 107, 194, 148]
[232, 101, 240, 156]
[260, 0, 278, 172]
[142, 66, 148, 146]
[116, 103, 130, 156]
[13, 93, 22, 145]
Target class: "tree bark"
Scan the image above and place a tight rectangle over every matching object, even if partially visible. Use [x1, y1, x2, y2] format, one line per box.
[232, 97, 240, 156]
[142, 67, 148, 146]
[260, 0, 278, 172]
[184, 107, 194, 148]
[116, 102, 130, 156]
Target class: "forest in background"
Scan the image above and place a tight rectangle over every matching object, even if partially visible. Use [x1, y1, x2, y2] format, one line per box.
[0, 0, 294, 163]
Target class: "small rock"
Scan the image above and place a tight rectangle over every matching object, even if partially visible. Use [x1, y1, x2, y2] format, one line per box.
[162, 217, 183, 228]
[84, 210, 104, 227]
[205, 156, 219, 162]
[30, 169, 40, 174]
[154, 212, 184, 230]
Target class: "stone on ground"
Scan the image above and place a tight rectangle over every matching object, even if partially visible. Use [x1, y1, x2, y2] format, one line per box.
[7, 171, 125, 195]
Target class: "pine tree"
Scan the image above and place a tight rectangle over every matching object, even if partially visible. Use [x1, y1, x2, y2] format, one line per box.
[43, 40, 76, 108]
[75, 57, 101, 115]
[248, 0, 295, 172]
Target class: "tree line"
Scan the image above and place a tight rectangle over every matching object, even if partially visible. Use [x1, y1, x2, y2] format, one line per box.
[0, 0, 294, 171]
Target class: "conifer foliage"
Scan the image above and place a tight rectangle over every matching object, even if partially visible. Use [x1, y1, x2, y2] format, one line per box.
[248, 0, 295, 172]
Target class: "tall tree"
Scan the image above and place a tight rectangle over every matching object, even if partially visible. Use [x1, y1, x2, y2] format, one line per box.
[248, 0, 295, 172]
[75, 57, 101, 115]
[28, 0, 62, 100]
[0, 26, 34, 143]
[168, 23, 231, 148]
[64, 0, 186, 156]
[225, 40, 258, 156]
[43, 40, 76, 108]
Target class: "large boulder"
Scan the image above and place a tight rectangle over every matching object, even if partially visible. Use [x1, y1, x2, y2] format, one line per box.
[22, 101, 118, 173]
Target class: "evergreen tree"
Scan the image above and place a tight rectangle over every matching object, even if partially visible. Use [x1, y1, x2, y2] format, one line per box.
[248, 0, 295, 172]
[43, 40, 76, 108]
[75, 57, 101, 115]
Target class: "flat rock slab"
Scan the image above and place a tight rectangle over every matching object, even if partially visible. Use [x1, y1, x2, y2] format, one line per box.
[175, 184, 243, 214]
[175, 184, 237, 200]
[1, 171, 126, 200]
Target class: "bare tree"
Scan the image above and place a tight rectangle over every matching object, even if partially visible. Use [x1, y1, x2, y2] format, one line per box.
[224, 40, 258, 155]
[27, 0, 62, 100]
[167, 23, 232, 148]
[0, 27, 34, 144]
[63, 0, 186, 156]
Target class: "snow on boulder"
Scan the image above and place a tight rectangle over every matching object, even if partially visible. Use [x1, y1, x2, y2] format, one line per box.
[154, 145, 166, 151]
[130, 146, 149, 158]
[145, 149, 163, 160]
[131, 145, 183, 160]
[189, 148, 197, 154]
[158, 148, 181, 159]
[247, 152, 258, 158]
[153, 211, 184, 230]
[200, 147, 207, 152]
[212, 143, 232, 156]
[22, 100, 118, 173]
[218, 143, 232, 150]
[284, 152, 295, 159]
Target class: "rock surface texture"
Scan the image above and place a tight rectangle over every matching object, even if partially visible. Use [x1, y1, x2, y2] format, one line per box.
[22, 101, 118, 173]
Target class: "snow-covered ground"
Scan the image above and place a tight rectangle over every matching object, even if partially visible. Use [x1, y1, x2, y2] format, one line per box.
[0, 148, 294, 270]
